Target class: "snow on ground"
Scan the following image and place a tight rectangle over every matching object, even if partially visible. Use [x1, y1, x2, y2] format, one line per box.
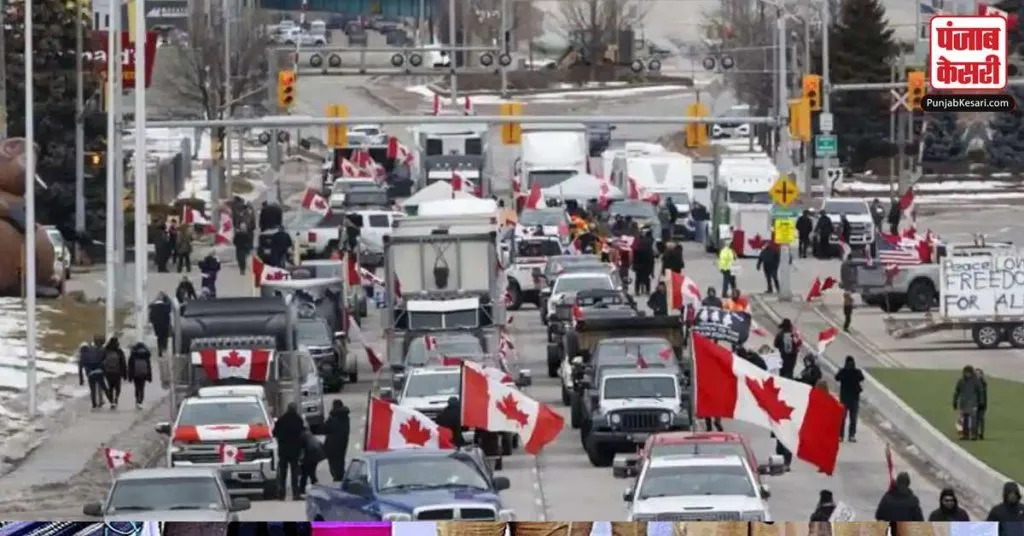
[836, 180, 1022, 193]
[155, 127, 272, 206]
[405, 83, 695, 105]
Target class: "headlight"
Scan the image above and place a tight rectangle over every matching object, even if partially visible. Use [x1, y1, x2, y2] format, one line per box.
[169, 442, 186, 454]
[257, 440, 276, 452]
[498, 509, 516, 521]
[383, 513, 412, 521]
[659, 412, 670, 423]
[609, 413, 621, 424]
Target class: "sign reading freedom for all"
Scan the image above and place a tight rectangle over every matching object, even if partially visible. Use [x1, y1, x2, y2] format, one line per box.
[82, 31, 159, 89]
[940, 250, 1024, 318]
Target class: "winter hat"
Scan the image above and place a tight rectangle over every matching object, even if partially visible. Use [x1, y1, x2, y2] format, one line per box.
[819, 490, 834, 504]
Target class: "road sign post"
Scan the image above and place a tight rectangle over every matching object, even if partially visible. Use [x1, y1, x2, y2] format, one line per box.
[769, 174, 801, 302]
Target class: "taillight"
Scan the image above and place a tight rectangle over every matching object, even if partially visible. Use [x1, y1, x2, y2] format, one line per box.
[307, 231, 317, 242]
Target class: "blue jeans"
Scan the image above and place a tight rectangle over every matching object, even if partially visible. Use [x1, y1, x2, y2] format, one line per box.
[721, 270, 734, 296]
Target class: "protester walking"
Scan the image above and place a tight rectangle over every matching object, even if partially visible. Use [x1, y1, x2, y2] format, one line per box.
[234, 222, 253, 275]
[842, 291, 855, 331]
[298, 429, 325, 496]
[799, 353, 823, 386]
[148, 292, 172, 357]
[796, 210, 813, 259]
[176, 225, 193, 272]
[101, 337, 128, 410]
[273, 403, 307, 500]
[835, 356, 865, 442]
[175, 276, 197, 304]
[813, 210, 834, 259]
[987, 482, 1024, 530]
[647, 281, 667, 316]
[78, 337, 107, 409]
[198, 252, 221, 298]
[928, 488, 970, 521]
[717, 245, 736, 296]
[774, 319, 801, 379]
[323, 400, 351, 481]
[875, 472, 924, 521]
[756, 241, 781, 293]
[953, 365, 984, 440]
[977, 368, 988, 440]
[127, 342, 153, 409]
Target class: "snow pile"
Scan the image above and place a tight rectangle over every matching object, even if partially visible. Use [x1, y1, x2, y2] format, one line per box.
[170, 128, 272, 206]
[835, 180, 1023, 193]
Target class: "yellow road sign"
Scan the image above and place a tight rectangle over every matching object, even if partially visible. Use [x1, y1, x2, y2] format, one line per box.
[770, 175, 800, 207]
[774, 218, 797, 245]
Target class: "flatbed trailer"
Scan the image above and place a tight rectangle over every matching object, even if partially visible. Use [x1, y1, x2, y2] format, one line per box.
[884, 315, 1024, 349]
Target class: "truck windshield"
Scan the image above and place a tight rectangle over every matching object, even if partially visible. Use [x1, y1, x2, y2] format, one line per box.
[527, 169, 576, 189]
[650, 442, 747, 459]
[728, 191, 772, 204]
[517, 239, 562, 258]
[403, 372, 460, 397]
[519, 209, 565, 227]
[823, 201, 869, 215]
[405, 334, 483, 366]
[107, 477, 225, 512]
[638, 464, 756, 499]
[345, 190, 387, 206]
[553, 275, 613, 294]
[376, 455, 490, 492]
[602, 376, 677, 399]
[296, 318, 331, 345]
[597, 341, 673, 361]
[407, 309, 479, 330]
[177, 401, 267, 426]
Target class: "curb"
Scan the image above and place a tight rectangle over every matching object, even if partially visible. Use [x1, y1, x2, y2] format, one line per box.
[750, 293, 1011, 517]
[361, 85, 405, 114]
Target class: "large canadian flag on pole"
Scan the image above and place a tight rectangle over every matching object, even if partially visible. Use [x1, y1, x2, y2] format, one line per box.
[460, 361, 563, 454]
[692, 333, 845, 475]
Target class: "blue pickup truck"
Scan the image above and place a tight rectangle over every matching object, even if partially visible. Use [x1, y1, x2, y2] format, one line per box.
[305, 449, 515, 521]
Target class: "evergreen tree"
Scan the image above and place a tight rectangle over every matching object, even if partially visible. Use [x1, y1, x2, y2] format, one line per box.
[921, 111, 967, 165]
[987, 87, 1024, 169]
[4, 0, 106, 239]
[828, 0, 897, 171]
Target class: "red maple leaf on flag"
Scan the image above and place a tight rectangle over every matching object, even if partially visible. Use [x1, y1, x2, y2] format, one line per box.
[313, 196, 328, 211]
[222, 351, 246, 367]
[744, 376, 794, 422]
[821, 276, 838, 292]
[658, 347, 673, 361]
[495, 393, 530, 427]
[748, 234, 768, 250]
[398, 417, 433, 446]
[266, 271, 288, 281]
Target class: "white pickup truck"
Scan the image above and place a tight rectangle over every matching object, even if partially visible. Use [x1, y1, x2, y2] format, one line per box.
[505, 235, 564, 310]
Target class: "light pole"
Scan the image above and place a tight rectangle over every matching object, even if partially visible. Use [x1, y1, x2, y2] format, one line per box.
[75, 0, 85, 240]
[24, 0, 38, 418]
[105, 11, 118, 338]
[133, 0, 149, 342]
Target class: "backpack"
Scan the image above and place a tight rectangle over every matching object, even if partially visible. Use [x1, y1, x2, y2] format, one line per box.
[131, 356, 150, 378]
[103, 350, 121, 375]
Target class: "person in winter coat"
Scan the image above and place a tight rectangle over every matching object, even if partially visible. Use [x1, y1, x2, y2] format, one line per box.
[198, 253, 221, 298]
[839, 214, 852, 245]
[176, 225, 193, 272]
[875, 472, 925, 521]
[835, 356, 865, 442]
[101, 337, 128, 409]
[870, 198, 885, 228]
[813, 211, 834, 259]
[148, 292, 172, 357]
[126, 342, 153, 409]
[175, 276, 197, 305]
[977, 368, 988, 439]
[954, 365, 984, 440]
[928, 488, 970, 521]
[842, 291, 855, 331]
[810, 489, 837, 521]
[702, 287, 722, 308]
[273, 403, 307, 500]
[233, 222, 253, 275]
[756, 241, 781, 293]
[774, 319, 801, 379]
[986, 482, 1024, 527]
[78, 336, 107, 409]
[647, 281, 668, 316]
[298, 429, 325, 495]
[633, 231, 656, 294]
[323, 399, 350, 481]
[662, 242, 684, 273]
[887, 202, 902, 235]
[436, 397, 467, 447]
[799, 353, 823, 386]
[796, 210, 814, 258]
[718, 245, 736, 296]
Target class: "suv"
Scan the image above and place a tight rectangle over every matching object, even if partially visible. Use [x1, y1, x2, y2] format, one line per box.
[817, 198, 875, 254]
[624, 455, 772, 521]
[612, 431, 784, 481]
[580, 370, 690, 467]
[155, 394, 279, 499]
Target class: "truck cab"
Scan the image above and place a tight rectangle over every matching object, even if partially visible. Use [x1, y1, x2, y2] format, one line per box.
[819, 198, 875, 250]
[517, 124, 589, 192]
[419, 155, 487, 194]
[705, 161, 775, 257]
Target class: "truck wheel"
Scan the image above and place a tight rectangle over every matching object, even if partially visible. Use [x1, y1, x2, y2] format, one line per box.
[585, 439, 615, 467]
[546, 344, 560, 378]
[906, 280, 936, 312]
[879, 295, 905, 313]
[561, 383, 571, 405]
[1009, 325, 1024, 348]
[506, 280, 523, 311]
[570, 395, 582, 428]
[863, 295, 882, 307]
[262, 481, 279, 501]
[972, 325, 1002, 349]
[349, 370, 359, 383]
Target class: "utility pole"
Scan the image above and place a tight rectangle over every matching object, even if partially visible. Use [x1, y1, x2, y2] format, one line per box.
[114, 19, 126, 312]
[133, 0, 148, 343]
[417, 0, 425, 45]
[75, 0, 86, 240]
[820, 0, 835, 200]
[448, 0, 457, 102]
[104, 20, 117, 338]
[775, 12, 795, 302]
[222, 0, 232, 204]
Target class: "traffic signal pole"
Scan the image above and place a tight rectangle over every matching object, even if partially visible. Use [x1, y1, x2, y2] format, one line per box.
[775, 14, 796, 302]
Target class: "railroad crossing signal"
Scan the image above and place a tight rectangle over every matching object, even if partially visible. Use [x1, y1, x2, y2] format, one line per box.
[788, 98, 811, 142]
[685, 102, 709, 148]
[907, 71, 925, 111]
[802, 74, 822, 111]
[277, 70, 296, 110]
[770, 174, 800, 207]
[500, 102, 523, 145]
[326, 104, 348, 148]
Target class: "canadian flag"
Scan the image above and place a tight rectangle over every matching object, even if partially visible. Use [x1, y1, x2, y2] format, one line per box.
[301, 188, 330, 216]
[664, 269, 702, 310]
[597, 181, 612, 209]
[460, 361, 564, 454]
[817, 327, 839, 352]
[338, 158, 361, 177]
[346, 315, 383, 372]
[214, 215, 234, 246]
[397, 143, 415, 166]
[181, 207, 213, 231]
[523, 184, 543, 209]
[806, 276, 838, 302]
[103, 447, 133, 470]
[627, 177, 660, 204]
[463, 96, 474, 115]
[423, 335, 438, 351]
[692, 333, 845, 474]
[366, 397, 455, 451]
[218, 443, 244, 464]
[897, 188, 915, 221]
[251, 256, 291, 288]
[432, 94, 441, 115]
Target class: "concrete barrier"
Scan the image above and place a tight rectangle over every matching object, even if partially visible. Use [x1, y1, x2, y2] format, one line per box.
[751, 294, 1016, 513]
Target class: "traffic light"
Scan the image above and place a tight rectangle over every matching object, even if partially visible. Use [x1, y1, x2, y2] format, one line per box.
[907, 71, 926, 111]
[789, 97, 811, 142]
[277, 70, 296, 110]
[500, 102, 523, 145]
[326, 104, 348, 148]
[802, 74, 822, 111]
[685, 102, 709, 148]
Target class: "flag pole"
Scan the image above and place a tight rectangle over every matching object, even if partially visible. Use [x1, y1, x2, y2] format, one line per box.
[24, 0, 38, 418]
[363, 388, 371, 450]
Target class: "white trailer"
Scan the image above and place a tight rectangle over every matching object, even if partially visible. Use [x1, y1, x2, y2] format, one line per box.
[886, 246, 1024, 349]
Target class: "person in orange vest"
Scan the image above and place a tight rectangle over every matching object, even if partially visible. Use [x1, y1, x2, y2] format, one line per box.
[723, 289, 749, 312]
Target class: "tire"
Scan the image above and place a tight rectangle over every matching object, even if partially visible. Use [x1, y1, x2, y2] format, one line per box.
[262, 480, 279, 501]
[1009, 324, 1024, 349]
[972, 325, 1002, 349]
[561, 383, 571, 405]
[546, 344, 560, 378]
[906, 280, 935, 312]
[585, 438, 615, 467]
[506, 280, 523, 311]
[879, 295, 906, 313]
[570, 395, 582, 428]
[349, 370, 358, 383]
[863, 295, 882, 307]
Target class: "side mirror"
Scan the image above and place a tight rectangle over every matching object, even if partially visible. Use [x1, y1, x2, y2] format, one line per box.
[82, 502, 103, 517]
[515, 370, 532, 387]
[379, 386, 394, 402]
[154, 422, 171, 435]
[492, 476, 511, 491]
[622, 487, 634, 502]
[230, 497, 252, 512]
[334, 331, 346, 340]
[759, 484, 771, 499]
[392, 373, 407, 390]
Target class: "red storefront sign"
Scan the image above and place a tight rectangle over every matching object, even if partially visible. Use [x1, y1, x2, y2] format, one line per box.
[83, 31, 159, 89]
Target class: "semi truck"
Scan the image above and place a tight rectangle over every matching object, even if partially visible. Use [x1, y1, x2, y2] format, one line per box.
[885, 245, 1024, 349]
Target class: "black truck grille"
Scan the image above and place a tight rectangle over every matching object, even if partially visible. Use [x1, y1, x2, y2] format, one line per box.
[414, 507, 497, 520]
[614, 410, 667, 430]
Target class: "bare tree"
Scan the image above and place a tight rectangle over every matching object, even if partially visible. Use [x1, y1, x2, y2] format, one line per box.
[556, 0, 650, 77]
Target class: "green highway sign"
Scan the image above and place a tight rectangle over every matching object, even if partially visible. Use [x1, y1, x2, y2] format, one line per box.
[815, 135, 838, 157]
[771, 207, 800, 218]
